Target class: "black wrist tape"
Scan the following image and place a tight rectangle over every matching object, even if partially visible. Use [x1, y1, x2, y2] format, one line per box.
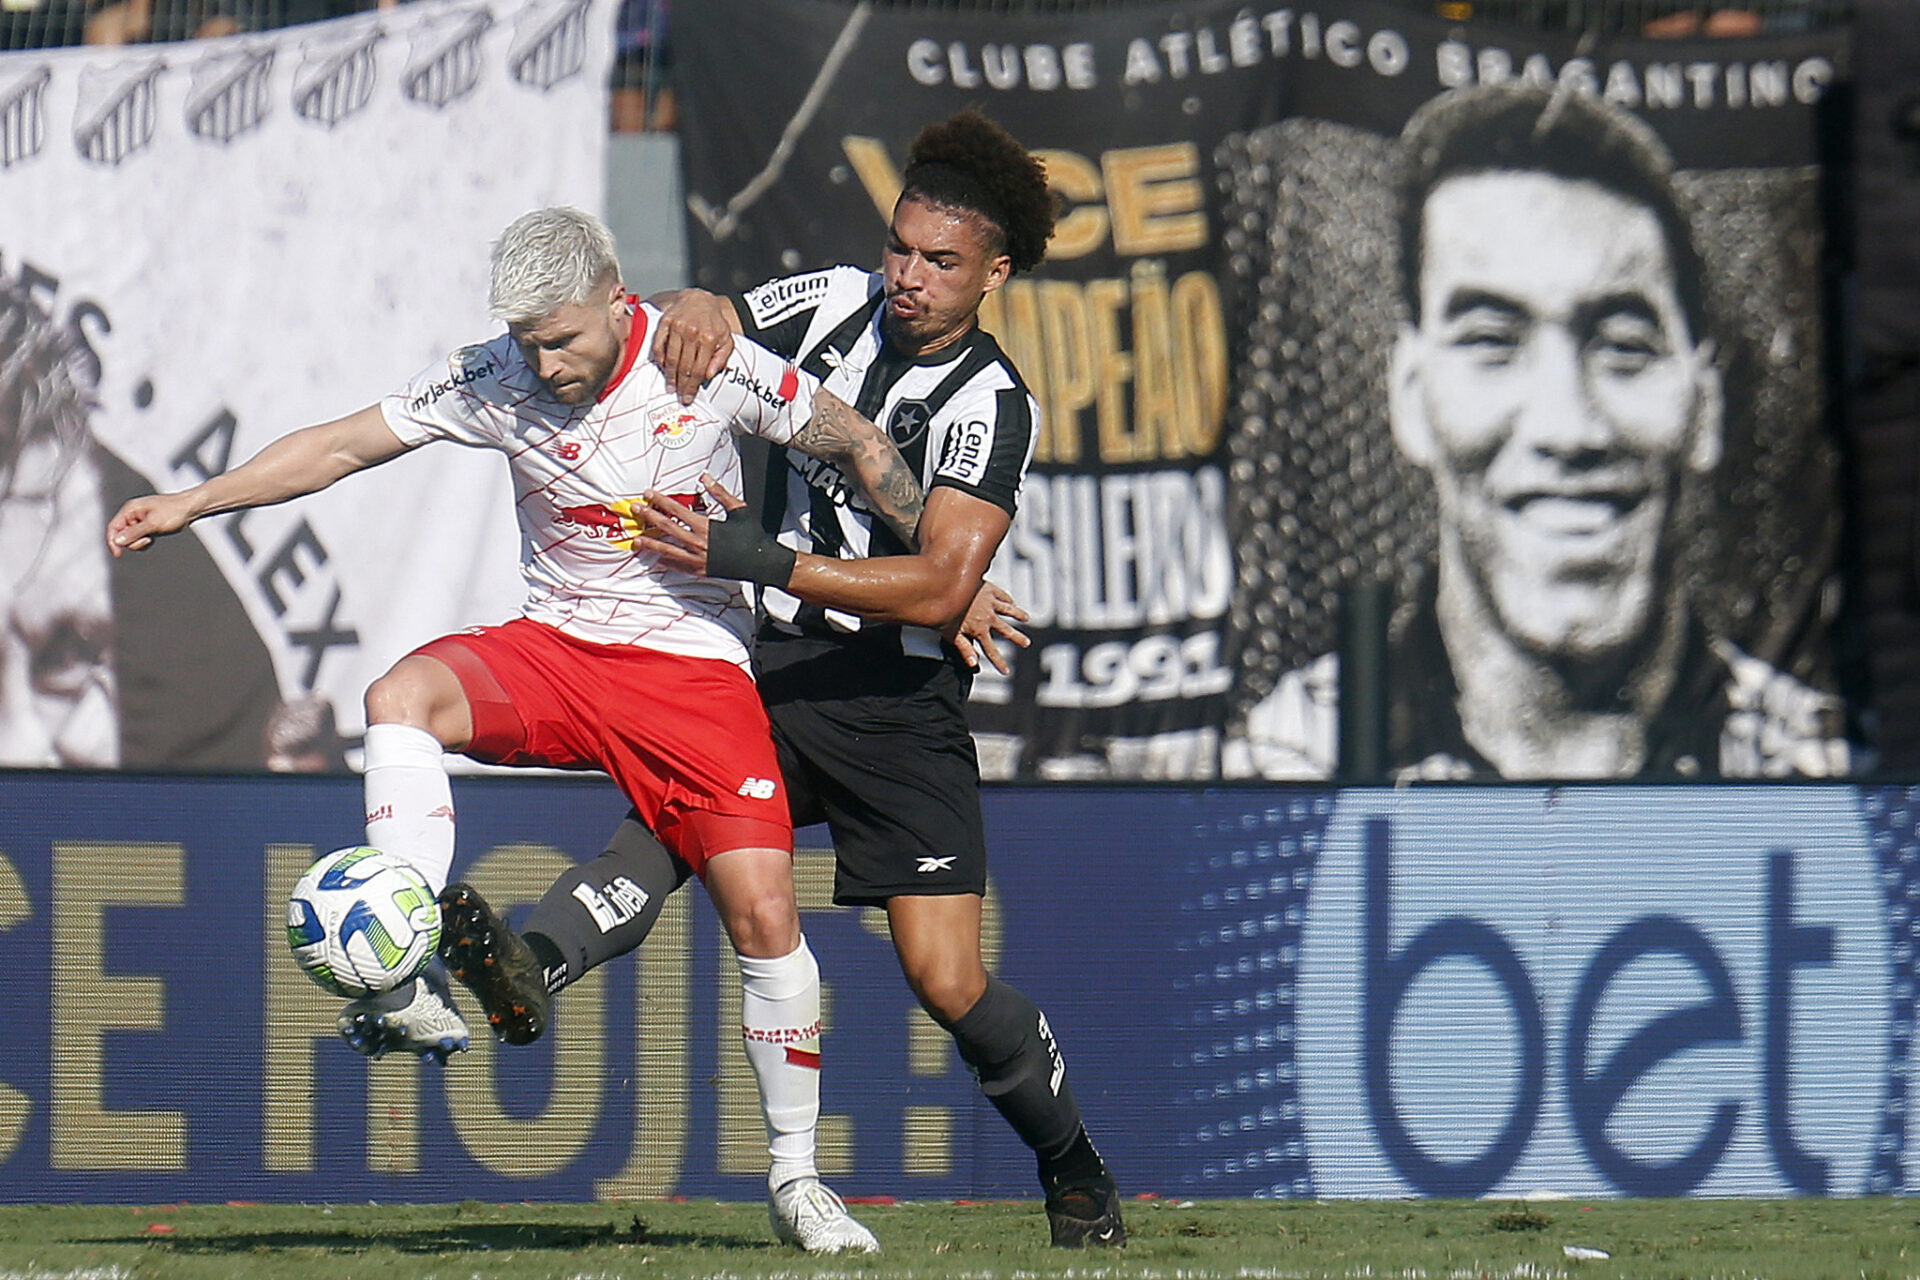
[707, 517, 796, 588]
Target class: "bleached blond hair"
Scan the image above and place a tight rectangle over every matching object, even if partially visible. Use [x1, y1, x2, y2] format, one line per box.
[488, 206, 621, 323]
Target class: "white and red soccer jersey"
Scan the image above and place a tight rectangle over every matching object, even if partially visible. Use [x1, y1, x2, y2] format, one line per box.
[380, 300, 815, 667]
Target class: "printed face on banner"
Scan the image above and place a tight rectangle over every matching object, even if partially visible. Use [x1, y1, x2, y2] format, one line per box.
[1390, 171, 1723, 660]
[880, 196, 1010, 357]
[508, 287, 633, 406]
[0, 433, 116, 766]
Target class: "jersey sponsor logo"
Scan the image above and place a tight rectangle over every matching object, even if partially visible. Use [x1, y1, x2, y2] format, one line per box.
[557, 496, 703, 550]
[742, 270, 834, 327]
[650, 410, 700, 449]
[722, 362, 799, 411]
[937, 418, 994, 486]
[737, 776, 778, 800]
[915, 855, 957, 873]
[887, 398, 932, 448]
[570, 875, 652, 934]
[407, 351, 501, 412]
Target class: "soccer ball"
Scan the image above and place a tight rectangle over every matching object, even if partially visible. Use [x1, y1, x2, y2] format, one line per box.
[286, 846, 441, 998]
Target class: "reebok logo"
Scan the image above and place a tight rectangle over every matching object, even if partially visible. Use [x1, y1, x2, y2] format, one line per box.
[738, 777, 777, 800]
[916, 856, 957, 874]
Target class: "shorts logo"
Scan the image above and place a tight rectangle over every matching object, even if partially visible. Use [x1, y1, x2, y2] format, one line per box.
[915, 855, 957, 873]
[738, 777, 777, 800]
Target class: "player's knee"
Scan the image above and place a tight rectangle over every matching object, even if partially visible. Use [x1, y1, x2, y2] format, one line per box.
[719, 887, 801, 958]
[908, 963, 989, 1026]
[365, 658, 462, 741]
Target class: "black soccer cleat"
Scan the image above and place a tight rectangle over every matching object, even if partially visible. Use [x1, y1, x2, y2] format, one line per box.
[1045, 1177, 1127, 1248]
[437, 882, 550, 1046]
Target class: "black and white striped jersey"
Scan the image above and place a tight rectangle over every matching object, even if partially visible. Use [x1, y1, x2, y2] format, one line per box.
[735, 265, 1039, 659]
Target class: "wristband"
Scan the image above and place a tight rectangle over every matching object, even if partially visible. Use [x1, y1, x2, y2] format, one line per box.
[706, 517, 797, 588]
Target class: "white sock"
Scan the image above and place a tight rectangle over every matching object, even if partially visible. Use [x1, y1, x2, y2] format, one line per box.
[738, 937, 822, 1191]
[362, 722, 456, 894]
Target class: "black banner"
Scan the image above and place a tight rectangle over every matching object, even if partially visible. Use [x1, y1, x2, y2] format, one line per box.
[678, 0, 1849, 782]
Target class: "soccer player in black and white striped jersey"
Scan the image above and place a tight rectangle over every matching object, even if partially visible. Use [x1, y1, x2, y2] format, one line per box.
[442, 111, 1127, 1247]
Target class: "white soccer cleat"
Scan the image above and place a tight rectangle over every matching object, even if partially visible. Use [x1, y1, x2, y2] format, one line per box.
[338, 965, 470, 1063]
[769, 1176, 880, 1254]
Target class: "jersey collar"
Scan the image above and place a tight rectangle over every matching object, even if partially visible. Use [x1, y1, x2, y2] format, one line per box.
[596, 295, 648, 404]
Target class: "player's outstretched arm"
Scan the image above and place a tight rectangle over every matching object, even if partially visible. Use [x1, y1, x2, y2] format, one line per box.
[788, 387, 925, 550]
[639, 481, 1005, 631]
[106, 404, 408, 556]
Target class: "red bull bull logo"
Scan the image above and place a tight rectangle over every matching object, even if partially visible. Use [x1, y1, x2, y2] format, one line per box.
[650, 411, 700, 449]
[557, 501, 644, 549]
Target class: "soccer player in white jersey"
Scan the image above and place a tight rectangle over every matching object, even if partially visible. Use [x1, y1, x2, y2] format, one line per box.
[435, 115, 1128, 1249]
[104, 207, 916, 1254]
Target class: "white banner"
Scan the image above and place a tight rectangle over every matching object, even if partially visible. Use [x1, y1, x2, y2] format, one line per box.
[0, 0, 612, 768]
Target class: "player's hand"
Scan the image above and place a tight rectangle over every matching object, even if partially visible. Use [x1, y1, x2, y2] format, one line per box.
[637, 474, 749, 575]
[651, 291, 735, 405]
[105, 492, 197, 557]
[948, 580, 1029, 674]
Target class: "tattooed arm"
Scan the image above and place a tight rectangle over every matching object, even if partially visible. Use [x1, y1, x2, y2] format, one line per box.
[786, 387, 925, 550]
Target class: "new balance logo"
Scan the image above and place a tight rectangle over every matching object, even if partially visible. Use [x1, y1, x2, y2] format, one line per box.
[738, 777, 777, 800]
[916, 856, 957, 874]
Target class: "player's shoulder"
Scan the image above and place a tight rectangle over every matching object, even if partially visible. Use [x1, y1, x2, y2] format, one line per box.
[956, 323, 1031, 395]
[739, 265, 877, 330]
[399, 334, 521, 412]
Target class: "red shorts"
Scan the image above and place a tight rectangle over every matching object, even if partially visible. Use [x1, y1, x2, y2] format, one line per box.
[413, 619, 790, 874]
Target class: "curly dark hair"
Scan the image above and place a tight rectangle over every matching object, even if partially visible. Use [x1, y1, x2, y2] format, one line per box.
[901, 109, 1053, 274]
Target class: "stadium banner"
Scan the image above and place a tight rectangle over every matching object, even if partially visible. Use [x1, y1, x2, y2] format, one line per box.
[674, 0, 1849, 784]
[0, 0, 612, 771]
[0, 774, 1910, 1202]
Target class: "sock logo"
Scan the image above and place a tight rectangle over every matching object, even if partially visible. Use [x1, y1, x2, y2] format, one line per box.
[1037, 1011, 1067, 1096]
[571, 875, 652, 933]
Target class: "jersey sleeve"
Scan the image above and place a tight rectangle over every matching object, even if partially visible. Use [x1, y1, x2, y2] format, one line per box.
[696, 333, 818, 447]
[930, 384, 1037, 516]
[379, 340, 516, 448]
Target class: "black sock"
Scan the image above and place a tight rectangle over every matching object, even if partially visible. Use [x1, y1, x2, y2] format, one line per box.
[1038, 1126, 1110, 1196]
[940, 977, 1085, 1165]
[522, 810, 694, 991]
[522, 930, 570, 994]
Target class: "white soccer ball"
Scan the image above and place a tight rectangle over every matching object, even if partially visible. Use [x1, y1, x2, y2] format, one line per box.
[286, 846, 441, 998]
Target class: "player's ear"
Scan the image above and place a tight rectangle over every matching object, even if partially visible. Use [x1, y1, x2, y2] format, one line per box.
[982, 253, 1012, 297]
[1686, 338, 1724, 476]
[1388, 323, 1437, 468]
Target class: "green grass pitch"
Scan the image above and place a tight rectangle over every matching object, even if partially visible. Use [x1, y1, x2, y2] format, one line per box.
[0, 1197, 1916, 1280]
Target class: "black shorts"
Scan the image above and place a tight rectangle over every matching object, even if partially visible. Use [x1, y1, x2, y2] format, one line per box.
[754, 628, 986, 907]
